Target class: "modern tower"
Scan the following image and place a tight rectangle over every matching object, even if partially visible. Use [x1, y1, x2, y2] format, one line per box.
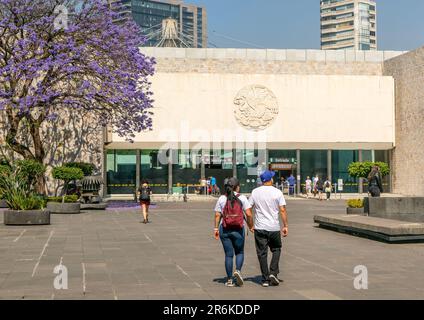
[320, 0, 377, 50]
[126, 0, 207, 48]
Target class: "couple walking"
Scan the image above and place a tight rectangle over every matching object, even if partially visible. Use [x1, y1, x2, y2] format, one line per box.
[213, 170, 288, 287]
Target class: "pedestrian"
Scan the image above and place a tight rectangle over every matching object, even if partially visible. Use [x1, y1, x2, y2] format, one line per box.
[138, 180, 152, 224]
[287, 174, 296, 196]
[368, 166, 383, 197]
[305, 176, 312, 198]
[316, 176, 324, 201]
[323, 177, 332, 201]
[248, 170, 289, 287]
[280, 177, 285, 192]
[210, 176, 217, 195]
[313, 174, 319, 197]
[214, 177, 254, 287]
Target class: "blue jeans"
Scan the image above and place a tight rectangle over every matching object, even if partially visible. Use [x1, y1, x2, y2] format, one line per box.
[219, 225, 245, 278]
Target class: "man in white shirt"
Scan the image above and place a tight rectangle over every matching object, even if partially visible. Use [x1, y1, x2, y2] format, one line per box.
[249, 170, 288, 287]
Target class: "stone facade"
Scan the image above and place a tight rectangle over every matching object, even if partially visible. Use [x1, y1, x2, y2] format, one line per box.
[142, 48, 406, 76]
[383, 46, 424, 196]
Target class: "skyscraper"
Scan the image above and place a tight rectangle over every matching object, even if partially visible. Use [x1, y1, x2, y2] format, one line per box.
[320, 0, 377, 50]
[126, 0, 207, 48]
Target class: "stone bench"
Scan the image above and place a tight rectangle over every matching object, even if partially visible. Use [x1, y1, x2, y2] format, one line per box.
[365, 197, 424, 222]
[314, 213, 424, 243]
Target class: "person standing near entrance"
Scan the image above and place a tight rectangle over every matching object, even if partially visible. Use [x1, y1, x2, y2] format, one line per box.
[249, 170, 288, 287]
[305, 176, 312, 198]
[214, 178, 254, 287]
[323, 177, 332, 201]
[368, 166, 383, 197]
[287, 174, 296, 196]
[138, 180, 152, 224]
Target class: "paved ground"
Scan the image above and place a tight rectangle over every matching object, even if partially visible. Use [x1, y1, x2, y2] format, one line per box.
[1, 199, 424, 300]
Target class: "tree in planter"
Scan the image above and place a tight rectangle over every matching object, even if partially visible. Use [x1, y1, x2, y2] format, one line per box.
[348, 161, 390, 179]
[0, 0, 155, 193]
[52, 166, 84, 203]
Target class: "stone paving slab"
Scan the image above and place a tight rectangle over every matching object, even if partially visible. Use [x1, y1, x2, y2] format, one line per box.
[1, 200, 424, 300]
[314, 213, 424, 242]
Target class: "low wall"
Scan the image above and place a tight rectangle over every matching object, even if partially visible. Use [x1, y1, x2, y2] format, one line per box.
[365, 197, 424, 222]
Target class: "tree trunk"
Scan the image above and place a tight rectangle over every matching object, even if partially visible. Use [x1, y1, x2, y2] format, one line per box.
[30, 120, 47, 195]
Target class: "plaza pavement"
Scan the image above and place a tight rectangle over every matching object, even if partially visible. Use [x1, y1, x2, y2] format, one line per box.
[0, 199, 423, 300]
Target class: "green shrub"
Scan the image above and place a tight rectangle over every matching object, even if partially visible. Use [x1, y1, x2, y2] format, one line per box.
[348, 161, 390, 179]
[52, 166, 85, 182]
[0, 165, 11, 199]
[0, 169, 45, 210]
[15, 159, 46, 190]
[64, 162, 95, 176]
[52, 166, 84, 203]
[347, 199, 364, 208]
[48, 195, 79, 203]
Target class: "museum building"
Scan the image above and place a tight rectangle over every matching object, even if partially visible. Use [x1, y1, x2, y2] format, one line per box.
[102, 47, 421, 196]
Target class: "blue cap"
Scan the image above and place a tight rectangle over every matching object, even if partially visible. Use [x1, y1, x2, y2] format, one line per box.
[260, 170, 275, 183]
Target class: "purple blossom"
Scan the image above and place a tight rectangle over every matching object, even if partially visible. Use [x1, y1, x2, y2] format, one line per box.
[0, 0, 156, 154]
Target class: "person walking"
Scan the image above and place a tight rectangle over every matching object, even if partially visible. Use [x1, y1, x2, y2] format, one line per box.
[323, 177, 332, 201]
[305, 176, 312, 199]
[249, 170, 288, 287]
[137, 180, 152, 224]
[214, 178, 254, 287]
[313, 174, 319, 198]
[368, 166, 383, 197]
[316, 176, 324, 201]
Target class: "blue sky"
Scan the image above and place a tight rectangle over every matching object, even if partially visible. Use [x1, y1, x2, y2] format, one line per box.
[188, 0, 424, 51]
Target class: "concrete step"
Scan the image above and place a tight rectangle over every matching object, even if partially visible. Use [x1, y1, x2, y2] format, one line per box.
[314, 213, 424, 243]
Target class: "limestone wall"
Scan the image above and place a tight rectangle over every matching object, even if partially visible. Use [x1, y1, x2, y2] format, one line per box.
[142, 48, 406, 76]
[383, 47, 424, 196]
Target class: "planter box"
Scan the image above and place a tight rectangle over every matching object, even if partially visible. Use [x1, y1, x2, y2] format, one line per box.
[0, 199, 7, 208]
[365, 197, 424, 222]
[47, 202, 80, 214]
[346, 207, 365, 215]
[4, 210, 50, 225]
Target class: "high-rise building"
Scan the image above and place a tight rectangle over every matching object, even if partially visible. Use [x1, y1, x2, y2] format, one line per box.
[320, 0, 377, 50]
[108, 0, 132, 22]
[126, 0, 207, 48]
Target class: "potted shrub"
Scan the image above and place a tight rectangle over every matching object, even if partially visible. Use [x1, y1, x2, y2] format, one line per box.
[346, 199, 365, 215]
[0, 162, 50, 225]
[48, 166, 84, 214]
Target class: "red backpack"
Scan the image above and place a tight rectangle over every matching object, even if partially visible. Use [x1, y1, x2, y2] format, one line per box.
[222, 195, 244, 230]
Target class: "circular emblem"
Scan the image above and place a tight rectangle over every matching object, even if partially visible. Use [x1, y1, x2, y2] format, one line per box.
[233, 85, 279, 131]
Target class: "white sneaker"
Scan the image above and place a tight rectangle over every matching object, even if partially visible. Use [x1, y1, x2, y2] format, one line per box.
[233, 270, 244, 287]
[269, 274, 280, 286]
[225, 278, 235, 287]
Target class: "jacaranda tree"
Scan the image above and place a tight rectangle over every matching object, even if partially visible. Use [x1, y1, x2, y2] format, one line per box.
[0, 0, 155, 193]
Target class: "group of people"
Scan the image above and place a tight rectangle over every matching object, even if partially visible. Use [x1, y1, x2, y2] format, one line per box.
[214, 170, 288, 287]
[304, 175, 333, 201]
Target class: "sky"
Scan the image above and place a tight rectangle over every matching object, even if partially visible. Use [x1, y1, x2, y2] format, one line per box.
[187, 0, 424, 51]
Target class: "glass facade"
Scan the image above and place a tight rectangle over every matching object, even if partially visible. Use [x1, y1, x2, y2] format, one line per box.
[301, 150, 328, 182]
[105, 149, 391, 195]
[129, 0, 206, 48]
[331, 150, 359, 193]
[236, 149, 265, 193]
[140, 149, 169, 194]
[107, 150, 137, 194]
